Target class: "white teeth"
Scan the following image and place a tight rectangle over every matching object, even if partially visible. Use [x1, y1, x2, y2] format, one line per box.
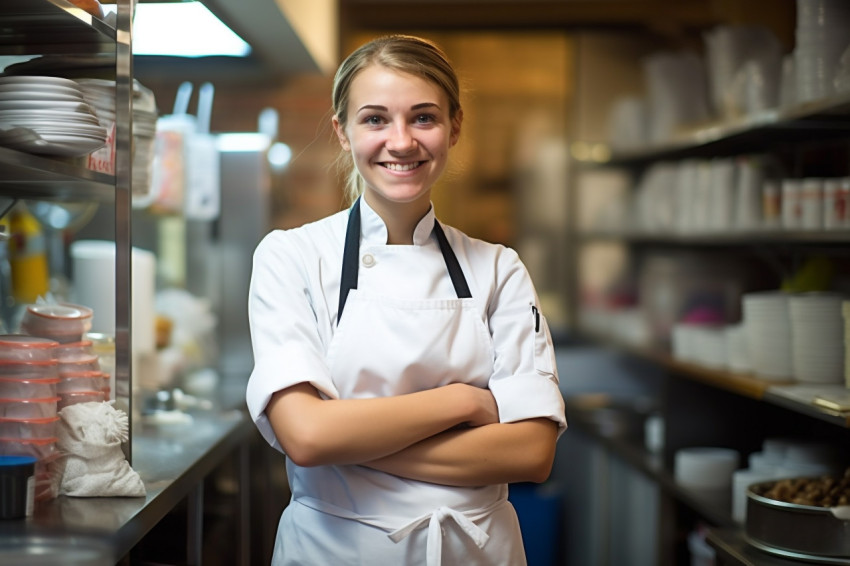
[384, 162, 420, 171]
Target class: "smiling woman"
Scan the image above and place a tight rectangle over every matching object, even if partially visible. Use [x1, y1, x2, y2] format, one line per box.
[246, 34, 566, 566]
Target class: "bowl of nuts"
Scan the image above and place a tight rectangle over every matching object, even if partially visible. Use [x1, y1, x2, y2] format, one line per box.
[745, 468, 850, 561]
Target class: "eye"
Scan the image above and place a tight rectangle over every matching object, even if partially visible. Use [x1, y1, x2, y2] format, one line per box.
[415, 114, 436, 125]
[364, 115, 384, 126]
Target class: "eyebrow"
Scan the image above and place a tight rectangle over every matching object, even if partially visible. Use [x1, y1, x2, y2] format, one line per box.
[356, 102, 441, 113]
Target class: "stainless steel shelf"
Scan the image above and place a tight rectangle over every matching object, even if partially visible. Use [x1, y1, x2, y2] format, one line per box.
[597, 92, 850, 166]
[0, 147, 115, 202]
[0, 0, 116, 55]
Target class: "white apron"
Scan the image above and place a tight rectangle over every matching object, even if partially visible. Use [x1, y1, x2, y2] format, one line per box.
[273, 199, 527, 566]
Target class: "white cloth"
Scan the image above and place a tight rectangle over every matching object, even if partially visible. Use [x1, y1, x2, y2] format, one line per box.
[246, 198, 566, 564]
[56, 401, 145, 497]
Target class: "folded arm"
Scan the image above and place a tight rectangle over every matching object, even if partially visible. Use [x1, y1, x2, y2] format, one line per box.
[363, 417, 559, 486]
[265, 381, 499, 467]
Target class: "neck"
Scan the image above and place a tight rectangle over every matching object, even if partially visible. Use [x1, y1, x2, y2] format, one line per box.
[364, 193, 430, 245]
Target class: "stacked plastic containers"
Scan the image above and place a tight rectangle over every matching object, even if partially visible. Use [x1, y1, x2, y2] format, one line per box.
[0, 335, 61, 502]
[19, 304, 109, 407]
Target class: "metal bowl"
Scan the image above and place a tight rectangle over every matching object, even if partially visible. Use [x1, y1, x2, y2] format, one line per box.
[745, 479, 850, 564]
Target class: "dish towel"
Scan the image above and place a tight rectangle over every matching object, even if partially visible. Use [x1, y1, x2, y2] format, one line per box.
[56, 401, 145, 497]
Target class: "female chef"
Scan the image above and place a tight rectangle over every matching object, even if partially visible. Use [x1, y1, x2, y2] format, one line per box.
[246, 34, 567, 565]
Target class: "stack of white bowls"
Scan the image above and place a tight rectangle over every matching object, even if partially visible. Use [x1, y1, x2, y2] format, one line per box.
[0, 335, 61, 502]
[789, 293, 845, 383]
[724, 323, 751, 373]
[794, 0, 850, 103]
[675, 446, 740, 490]
[77, 78, 158, 197]
[742, 292, 794, 381]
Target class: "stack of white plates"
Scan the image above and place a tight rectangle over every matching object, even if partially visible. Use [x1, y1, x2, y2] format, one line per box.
[789, 293, 845, 383]
[794, 0, 850, 103]
[77, 78, 158, 196]
[0, 76, 107, 157]
[742, 291, 794, 381]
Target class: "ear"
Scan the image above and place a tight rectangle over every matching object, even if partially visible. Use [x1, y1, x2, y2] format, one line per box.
[449, 109, 463, 147]
[332, 115, 351, 151]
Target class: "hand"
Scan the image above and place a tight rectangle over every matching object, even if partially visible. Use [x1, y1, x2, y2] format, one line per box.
[461, 384, 499, 427]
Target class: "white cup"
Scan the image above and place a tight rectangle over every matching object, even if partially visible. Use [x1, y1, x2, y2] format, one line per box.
[762, 179, 781, 229]
[823, 178, 842, 229]
[800, 178, 824, 230]
[781, 179, 801, 230]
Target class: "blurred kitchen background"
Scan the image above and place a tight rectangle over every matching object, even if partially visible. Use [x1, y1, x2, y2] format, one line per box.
[4, 0, 850, 565]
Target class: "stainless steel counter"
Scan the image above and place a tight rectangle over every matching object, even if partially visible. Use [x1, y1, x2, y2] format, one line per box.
[0, 409, 255, 564]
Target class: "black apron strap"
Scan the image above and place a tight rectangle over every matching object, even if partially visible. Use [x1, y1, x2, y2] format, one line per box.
[337, 198, 472, 323]
[432, 220, 472, 299]
[338, 197, 361, 323]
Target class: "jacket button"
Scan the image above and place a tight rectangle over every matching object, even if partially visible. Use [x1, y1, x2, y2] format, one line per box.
[361, 253, 376, 267]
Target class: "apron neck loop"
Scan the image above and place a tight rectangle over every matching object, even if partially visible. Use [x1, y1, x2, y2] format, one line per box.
[432, 221, 471, 299]
[337, 197, 472, 324]
[338, 197, 362, 323]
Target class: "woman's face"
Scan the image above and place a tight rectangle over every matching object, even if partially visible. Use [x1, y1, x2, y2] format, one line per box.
[333, 64, 462, 211]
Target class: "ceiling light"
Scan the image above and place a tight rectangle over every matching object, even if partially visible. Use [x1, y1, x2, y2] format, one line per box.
[102, 2, 251, 58]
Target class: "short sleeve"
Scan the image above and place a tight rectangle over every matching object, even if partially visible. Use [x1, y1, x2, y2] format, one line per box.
[245, 231, 340, 452]
[486, 248, 567, 436]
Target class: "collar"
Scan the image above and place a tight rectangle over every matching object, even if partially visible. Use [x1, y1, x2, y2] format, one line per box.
[358, 197, 437, 246]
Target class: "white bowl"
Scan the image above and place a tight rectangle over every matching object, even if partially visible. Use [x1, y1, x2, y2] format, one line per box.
[675, 446, 740, 489]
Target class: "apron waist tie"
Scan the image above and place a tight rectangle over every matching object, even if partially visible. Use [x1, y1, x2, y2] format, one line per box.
[295, 495, 504, 566]
[389, 506, 490, 566]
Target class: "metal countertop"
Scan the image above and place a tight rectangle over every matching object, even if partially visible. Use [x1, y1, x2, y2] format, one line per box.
[0, 409, 255, 563]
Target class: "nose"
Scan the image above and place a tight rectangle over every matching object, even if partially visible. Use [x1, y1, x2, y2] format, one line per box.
[385, 123, 416, 153]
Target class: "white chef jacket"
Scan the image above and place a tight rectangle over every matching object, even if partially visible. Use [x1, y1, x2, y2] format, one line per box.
[245, 199, 567, 564]
[247, 200, 566, 443]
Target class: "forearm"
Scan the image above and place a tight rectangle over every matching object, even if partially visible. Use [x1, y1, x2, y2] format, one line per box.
[364, 418, 559, 487]
[266, 382, 490, 467]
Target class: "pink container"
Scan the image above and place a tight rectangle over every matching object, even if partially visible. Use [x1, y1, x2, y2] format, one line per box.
[0, 377, 59, 399]
[0, 436, 58, 460]
[0, 397, 59, 419]
[0, 359, 58, 379]
[34, 453, 60, 502]
[58, 355, 100, 375]
[0, 416, 59, 439]
[58, 390, 105, 409]
[58, 371, 108, 394]
[20, 303, 93, 344]
[0, 335, 58, 362]
[54, 340, 94, 362]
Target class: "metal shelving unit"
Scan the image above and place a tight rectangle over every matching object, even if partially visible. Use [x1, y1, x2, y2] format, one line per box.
[0, 0, 134, 449]
[569, 84, 850, 564]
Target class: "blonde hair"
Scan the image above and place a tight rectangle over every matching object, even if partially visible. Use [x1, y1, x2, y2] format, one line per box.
[332, 35, 462, 205]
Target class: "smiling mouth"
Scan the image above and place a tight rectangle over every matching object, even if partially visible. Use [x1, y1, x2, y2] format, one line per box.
[381, 161, 424, 172]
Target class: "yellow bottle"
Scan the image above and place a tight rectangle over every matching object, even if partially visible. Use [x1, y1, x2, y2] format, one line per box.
[7, 205, 49, 304]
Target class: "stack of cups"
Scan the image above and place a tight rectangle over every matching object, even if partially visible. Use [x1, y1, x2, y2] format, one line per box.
[18, 304, 108, 408]
[0, 335, 61, 502]
[55, 341, 108, 409]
